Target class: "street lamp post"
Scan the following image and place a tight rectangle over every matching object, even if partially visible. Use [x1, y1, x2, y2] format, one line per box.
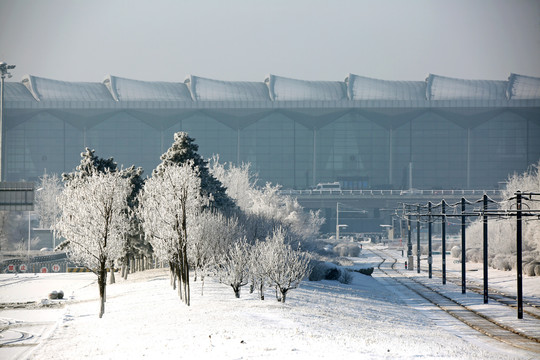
[0, 61, 16, 182]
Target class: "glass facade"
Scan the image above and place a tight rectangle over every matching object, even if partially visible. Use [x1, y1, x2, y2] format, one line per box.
[4, 108, 539, 190]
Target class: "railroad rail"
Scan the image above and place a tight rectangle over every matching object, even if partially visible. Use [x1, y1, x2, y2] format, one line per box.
[370, 249, 540, 354]
[423, 262, 540, 321]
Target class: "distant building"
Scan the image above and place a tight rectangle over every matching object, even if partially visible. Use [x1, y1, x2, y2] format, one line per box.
[3, 73, 540, 189]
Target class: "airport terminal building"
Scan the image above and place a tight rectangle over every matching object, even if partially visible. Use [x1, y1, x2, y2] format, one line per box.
[3, 73, 540, 190]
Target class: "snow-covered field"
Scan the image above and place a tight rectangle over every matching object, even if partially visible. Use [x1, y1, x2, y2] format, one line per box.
[1, 247, 538, 359]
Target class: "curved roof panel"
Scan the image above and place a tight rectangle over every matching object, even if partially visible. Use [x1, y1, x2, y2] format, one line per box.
[185, 75, 270, 101]
[4, 82, 36, 102]
[103, 75, 192, 101]
[21, 75, 113, 102]
[265, 74, 347, 101]
[507, 74, 540, 100]
[426, 74, 507, 100]
[346, 74, 425, 100]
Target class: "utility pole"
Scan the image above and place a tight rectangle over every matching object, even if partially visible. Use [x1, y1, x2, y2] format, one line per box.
[407, 205, 413, 270]
[516, 191, 523, 319]
[442, 200, 446, 285]
[461, 197, 467, 294]
[417, 205, 421, 273]
[483, 194, 488, 304]
[428, 201, 432, 278]
[336, 202, 339, 241]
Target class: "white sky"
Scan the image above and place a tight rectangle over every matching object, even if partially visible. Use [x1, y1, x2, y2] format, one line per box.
[1, 0, 539, 82]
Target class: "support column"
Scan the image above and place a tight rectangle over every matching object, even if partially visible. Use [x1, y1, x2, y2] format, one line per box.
[312, 129, 317, 186]
[461, 197, 467, 294]
[442, 201, 446, 285]
[483, 194, 489, 304]
[417, 205, 421, 273]
[388, 128, 393, 186]
[516, 191, 523, 319]
[428, 202, 433, 278]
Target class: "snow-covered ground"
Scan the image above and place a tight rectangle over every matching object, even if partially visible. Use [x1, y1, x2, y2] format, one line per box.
[1, 247, 539, 359]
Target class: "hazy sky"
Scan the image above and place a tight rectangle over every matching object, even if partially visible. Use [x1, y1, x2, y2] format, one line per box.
[1, 0, 539, 83]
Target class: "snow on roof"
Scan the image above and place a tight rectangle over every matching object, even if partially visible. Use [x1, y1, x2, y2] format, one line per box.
[185, 75, 270, 101]
[346, 74, 426, 100]
[6, 73, 540, 104]
[265, 74, 347, 101]
[4, 82, 36, 102]
[103, 75, 192, 102]
[507, 73, 540, 100]
[426, 74, 507, 100]
[21, 75, 113, 102]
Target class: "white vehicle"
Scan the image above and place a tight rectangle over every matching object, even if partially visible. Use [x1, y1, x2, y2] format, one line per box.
[314, 182, 341, 192]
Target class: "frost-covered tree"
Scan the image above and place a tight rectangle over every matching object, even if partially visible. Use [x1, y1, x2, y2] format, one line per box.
[119, 165, 147, 280]
[249, 239, 268, 300]
[467, 160, 540, 275]
[188, 210, 241, 294]
[219, 237, 251, 298]
[0, 211, 9, 252]
[138, 161, 204, 305]
[63, 148, 117, 183]
[35, 173, 63, 232]
[155, 132, 235, 212]
[209, 159, 324, 244]
[262, 228, 311, 303]
[63, 149, 147, 279]
[55, 170, 132, 318]
[209, 156, 255, 211]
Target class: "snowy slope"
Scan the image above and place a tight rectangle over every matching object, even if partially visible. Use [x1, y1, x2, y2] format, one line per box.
[0, 249, 537, 359]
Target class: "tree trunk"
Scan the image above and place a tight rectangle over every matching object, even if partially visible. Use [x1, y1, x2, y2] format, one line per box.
[232, 284, 241, 298]
[280, 288, 288, 303]
[109, 261, 115, 284]
[169, 262, 176, 290]
[201, 276, 205, 296]
[182, 249, 190, 305]
[275, 286, 281, 302]
[98, 260, 107, 318]
[122, 257, 129, 280]
[259, 282, 265, 300]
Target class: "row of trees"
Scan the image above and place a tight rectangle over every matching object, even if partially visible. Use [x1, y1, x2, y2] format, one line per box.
[50, 132, 323, 317]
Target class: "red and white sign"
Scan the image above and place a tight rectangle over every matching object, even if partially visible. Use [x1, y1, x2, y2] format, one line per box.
[7, 264, 15, 272]
[41, 267, 48, 273]
[19, 264, 27, 272]
[52, 264, 60, 272]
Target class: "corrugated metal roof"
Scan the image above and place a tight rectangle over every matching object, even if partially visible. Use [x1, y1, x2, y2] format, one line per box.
[21, 75, 113, 102]
[346, 74, 425, 100]
[103, 75, 192, 101]
[185, 75, 269, 101]
[426, 74, 507, 100]
[3, 82, 35, 102]
[5, 73, 539, 105]
[265, 74, 347, 101]
[507, 73, 540, 100]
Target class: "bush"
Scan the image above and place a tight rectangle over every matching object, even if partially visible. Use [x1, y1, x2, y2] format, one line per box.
[451, 246, 461, 259]
[333, 243, 361, 257]
[308, 261, 358, 283]
[491, 254, 513, 271]
[352, 267, 374, 276]
[308, 261, 329, 281]
[524, 262, 540, 276]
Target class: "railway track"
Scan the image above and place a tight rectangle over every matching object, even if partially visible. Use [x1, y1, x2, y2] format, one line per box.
[370, 249, 540, 354]
[422, 264, 540, 320]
